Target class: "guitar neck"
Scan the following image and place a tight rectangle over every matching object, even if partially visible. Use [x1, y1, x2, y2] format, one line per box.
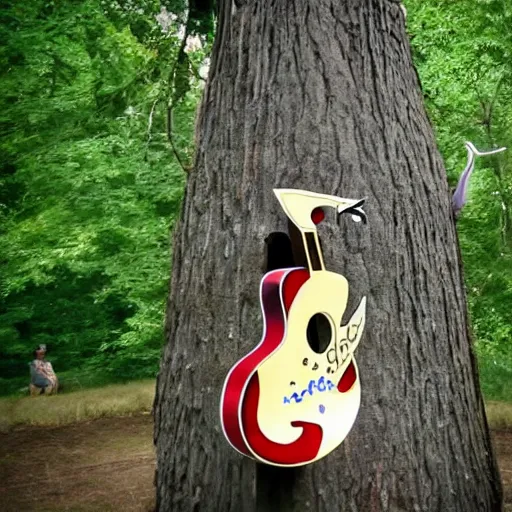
[287, 220, 325, 272]
[303, 232, 325, 272]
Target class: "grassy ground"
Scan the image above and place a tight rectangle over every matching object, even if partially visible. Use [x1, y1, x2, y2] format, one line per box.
[0, 380, 155, 432]
[0, 370, 149, 397]
[486, 401, 512, 430]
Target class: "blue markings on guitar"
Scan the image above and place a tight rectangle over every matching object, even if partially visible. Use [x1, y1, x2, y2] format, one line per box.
[283, 376, 336, 405]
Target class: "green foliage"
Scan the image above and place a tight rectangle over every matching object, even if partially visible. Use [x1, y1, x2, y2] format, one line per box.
[0, 0, 206, 389]
[406, 0, 512, 399]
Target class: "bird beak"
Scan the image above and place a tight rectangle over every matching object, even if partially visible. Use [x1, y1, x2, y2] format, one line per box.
[337, 198, 367, 224]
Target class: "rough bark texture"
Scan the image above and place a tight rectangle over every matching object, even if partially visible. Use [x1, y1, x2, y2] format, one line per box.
[154, 1, 503, 511]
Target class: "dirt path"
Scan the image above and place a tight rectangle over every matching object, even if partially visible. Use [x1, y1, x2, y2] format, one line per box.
[0, 415, 510, 511]
[0, 415, 155, 512]
[495, 430, 512, 511]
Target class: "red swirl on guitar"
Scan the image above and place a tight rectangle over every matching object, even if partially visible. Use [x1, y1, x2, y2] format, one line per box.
[220, 189, 367, 467]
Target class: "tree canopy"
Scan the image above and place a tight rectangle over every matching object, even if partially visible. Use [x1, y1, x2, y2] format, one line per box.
[406, 0, 512, 400]
[0, 0, 207, 389]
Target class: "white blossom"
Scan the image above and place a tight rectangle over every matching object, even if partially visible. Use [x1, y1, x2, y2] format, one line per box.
[199, 58, 210, 80]
[155, 6, 177, 33]
[185, 35, 202, 53]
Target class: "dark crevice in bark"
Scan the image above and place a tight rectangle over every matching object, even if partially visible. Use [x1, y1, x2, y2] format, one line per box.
[256, 464, 300, 512]
[263, 232, 295, 272]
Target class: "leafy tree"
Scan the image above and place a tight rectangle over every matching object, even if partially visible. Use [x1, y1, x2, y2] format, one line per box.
[406, 0, 512, 400]
[0, 0, 206, 390]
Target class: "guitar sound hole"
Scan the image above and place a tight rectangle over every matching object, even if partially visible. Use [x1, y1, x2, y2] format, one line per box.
[306, 314, 331, 354]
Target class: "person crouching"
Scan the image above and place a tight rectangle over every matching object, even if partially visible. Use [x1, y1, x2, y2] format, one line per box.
[29, 344, 59, 396]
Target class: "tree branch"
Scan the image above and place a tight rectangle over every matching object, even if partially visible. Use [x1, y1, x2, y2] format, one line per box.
[144, 98, 159, 161]
[166, 106, 189, 173]
[479, 73, 510, 244]
[165, 12, 193, 173]
[186, 54, 207, 82]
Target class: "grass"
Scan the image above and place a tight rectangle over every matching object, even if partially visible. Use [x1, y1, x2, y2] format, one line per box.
[486, 401, 512, 430]
[0, 369, 143, 397]
[0, 379, 155, 432]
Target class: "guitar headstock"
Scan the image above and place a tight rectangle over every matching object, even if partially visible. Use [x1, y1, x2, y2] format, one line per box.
[273, 189, 366, 231]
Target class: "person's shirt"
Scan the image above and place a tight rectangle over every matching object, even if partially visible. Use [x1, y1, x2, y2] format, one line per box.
[30, 359, 57, 386]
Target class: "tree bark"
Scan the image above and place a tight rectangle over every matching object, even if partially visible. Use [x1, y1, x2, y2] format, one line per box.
[154, 1, 503, 511]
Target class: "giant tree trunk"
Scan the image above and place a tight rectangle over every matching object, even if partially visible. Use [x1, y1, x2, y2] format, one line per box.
[154, 1, 502, 510]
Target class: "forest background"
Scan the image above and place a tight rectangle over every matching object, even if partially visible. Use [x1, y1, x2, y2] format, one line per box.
[1, 0, 511, 401]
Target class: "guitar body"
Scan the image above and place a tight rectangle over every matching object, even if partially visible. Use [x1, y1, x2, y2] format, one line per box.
[220, 266, 366, 466]
[220, 188, 367, 467]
